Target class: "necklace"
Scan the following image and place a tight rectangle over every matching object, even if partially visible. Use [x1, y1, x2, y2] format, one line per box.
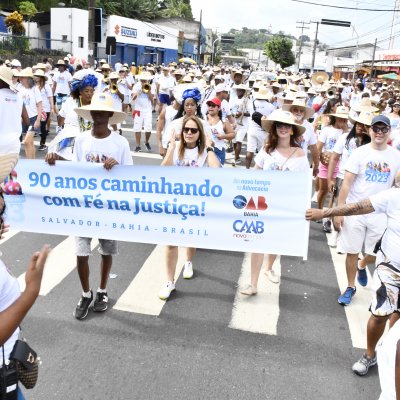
[78, 97, 92, 132]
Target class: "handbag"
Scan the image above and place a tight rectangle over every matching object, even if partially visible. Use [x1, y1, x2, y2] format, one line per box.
[9, 339, 40, 389]
[0, 346, 18, 400]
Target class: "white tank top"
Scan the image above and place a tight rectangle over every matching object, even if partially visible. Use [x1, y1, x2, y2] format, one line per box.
[206, 119, 225, 150]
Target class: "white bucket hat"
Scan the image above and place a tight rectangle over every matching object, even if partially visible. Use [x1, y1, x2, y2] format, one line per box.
[0, 66, 15, 87]
[349, 110, 374, 126]
[74, 92, 126, 125]
[261, 110, 306, 135]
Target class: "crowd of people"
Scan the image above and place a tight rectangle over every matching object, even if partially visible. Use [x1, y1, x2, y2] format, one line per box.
[1, 54, 400, 399]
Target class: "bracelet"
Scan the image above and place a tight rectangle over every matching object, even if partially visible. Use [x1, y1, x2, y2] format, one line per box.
[206, 146, 215, 153]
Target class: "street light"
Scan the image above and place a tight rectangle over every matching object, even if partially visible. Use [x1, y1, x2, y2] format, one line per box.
[352, 25, 359, 81]
[211, 36, 219, 65]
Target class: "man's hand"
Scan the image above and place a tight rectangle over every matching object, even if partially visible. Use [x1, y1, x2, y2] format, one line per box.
[25, 245, 50, 297]
[305, 208, 324, 221]
[45, 152, 58, 165]
[104, 157, 119, 170]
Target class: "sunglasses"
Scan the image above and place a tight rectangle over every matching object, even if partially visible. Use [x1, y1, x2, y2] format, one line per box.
[207, 103, 218, 108]
[372, 126, 389, 134]
[275, 122, 292, 129]
[183, 127, 199, 134]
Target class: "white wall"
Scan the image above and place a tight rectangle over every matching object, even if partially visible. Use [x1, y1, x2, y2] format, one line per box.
[50, 8, 88, 59]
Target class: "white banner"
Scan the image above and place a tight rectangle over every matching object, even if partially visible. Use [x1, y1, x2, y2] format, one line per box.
[4, 161, 311, 259]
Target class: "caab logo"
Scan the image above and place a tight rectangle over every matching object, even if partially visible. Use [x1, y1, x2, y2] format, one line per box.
[232, 195, 268, 211]
[233, 220, 264, 234]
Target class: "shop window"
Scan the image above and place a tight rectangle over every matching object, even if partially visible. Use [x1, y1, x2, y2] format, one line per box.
[78, 36, 84, 48]
[62, 35, 67, 42]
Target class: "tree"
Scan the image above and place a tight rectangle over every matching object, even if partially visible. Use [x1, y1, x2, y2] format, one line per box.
[5, 10, 25, 35]
[264, 35, 295, 68]
[19, 1, 37, 38]
[161, 0, 193, 19]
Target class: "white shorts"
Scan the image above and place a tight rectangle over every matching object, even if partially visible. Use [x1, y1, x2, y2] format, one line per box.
[234, 127, 247, 143]
[133, 110, 152, 132]
[247, 129, 267, 153]
[338, 213, 387, 255]
[123, 95, 130, 105]
[370, 262, 400, 317]
[75, 237, 118, 257]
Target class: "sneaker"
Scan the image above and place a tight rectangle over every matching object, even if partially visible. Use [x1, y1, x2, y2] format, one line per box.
[338, 287, 356, 306]
[265, 270, 280, 284]
[38, 145, 47, 151]
[352, 353, 377, 376]
[357, 267, 368, 287]
[182, 261, 193, 279]
[231, 160, 236, 167]
[323, 218, 332, 233]
[134, 146, 141, 152]
[73, 291, 93, 320]
[159, 281, 175, 300]
[327, 230, 338, 247]
[93, 291, 108, 312]
[226, 145, 233, 153]
[144, 142, 151, 152]
[234, 158, 241, 165]
[56, 126, 62, 135]
[240, 284, 257, 296]
[311, 191, 319, 202]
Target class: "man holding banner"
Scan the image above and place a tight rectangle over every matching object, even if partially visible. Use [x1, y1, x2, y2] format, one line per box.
[47, 92, 132, 320]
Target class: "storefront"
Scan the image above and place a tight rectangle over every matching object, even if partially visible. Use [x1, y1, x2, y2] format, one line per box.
[103, 15, 179, 66]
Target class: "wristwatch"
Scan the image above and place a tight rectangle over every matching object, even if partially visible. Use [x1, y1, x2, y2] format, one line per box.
[206, 146, 215, 153]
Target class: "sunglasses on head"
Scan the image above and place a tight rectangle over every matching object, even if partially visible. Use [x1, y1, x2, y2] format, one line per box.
[372, 125, 389, 134]
[183, 127, 199, 134]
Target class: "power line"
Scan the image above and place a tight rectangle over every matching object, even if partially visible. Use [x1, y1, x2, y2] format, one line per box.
[288, 0, 399, 11]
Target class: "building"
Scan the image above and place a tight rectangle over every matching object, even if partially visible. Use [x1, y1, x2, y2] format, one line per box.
[152, 17, 206, 62]
[100, 15, 179, 66]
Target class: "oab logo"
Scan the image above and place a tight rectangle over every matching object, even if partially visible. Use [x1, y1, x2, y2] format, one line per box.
[232, 195, 268, 211]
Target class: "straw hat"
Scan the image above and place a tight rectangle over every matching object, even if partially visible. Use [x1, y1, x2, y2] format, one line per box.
[261, 110, 306, 135]
[329, 105, 349, 119]
[349, 110, 374, 126]
[138, 72, 153, 81]
[108, 72, 119, 80]
[74, 93, 126, 125]
[277, 91, 296, 105]
[288, 83, 298, 92]
[0, 66, 14, 87]
[351, 98, 379, 113]
[232, 83, 250, 91]
[268, 82, 283, 92]
[33, 69, 48, 80]
[56, 59, 66, 67]
[182, 75, 193, 83]
[17, 68, 34, 78]
[254, 86, 272, 100]
[282, 99, 314, 119]
[252, 81, 264, 89]
[311, 71, 329, 86]
[307, 87, 317, 95]
[35, 62, 47, 70]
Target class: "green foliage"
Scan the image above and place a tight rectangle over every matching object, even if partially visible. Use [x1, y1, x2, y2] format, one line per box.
[264, 35, 295, 68]
[18, 1, 37, 20]
[160, 0, 193, 19]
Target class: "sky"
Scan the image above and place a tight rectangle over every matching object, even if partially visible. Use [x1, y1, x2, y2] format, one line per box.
[190, 0, 400, 50]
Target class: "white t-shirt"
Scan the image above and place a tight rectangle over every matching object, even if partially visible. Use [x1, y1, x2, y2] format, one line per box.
[39, 83, 53, 113]
[161, 105, 179, 147]
[345, 144, 400, 204]
[248, 99, 275, 135]
[254, 148, 309, 171]
[73, 130, 133, 165]
[132, 82, 153, 111]
[158, 75, 175, 95]
[59, 97, 80, 127]
[230, 96, 252, 129]
[370, 188, 400, 270]
[298, 119, 317, 151]
[0, 260, 20, 365]
[377, 319, 400, 400]
[0, 88, 23, 154]
[173, 146, 208, 167]
[332, 133, 360, 179]
[205, 119, 225, 150]
[21, 86, 42, 118]
[53, 70, 72, 95]
[221, 98, 231, 122]
[318, 126, 344, 153]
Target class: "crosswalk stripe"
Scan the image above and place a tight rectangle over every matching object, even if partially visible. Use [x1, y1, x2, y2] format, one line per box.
[229, 253, 281, 335]
[326, 233, 372, 349]
[0, 229, 19, 245]
[18, 237, 99, 295]
[113, 245, 187, 315]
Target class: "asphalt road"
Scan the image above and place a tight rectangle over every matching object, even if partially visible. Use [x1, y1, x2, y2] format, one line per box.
[4, 113, 381, 400]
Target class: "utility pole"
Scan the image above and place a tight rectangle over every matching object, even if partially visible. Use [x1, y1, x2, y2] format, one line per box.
[296, 21, 309, 72]
[389, 0, 400, 49]
[88, 0, 96, 65]
[370, 38, 377, 79]
[197, 9, 202, 63]
[310, 21, 319, 73]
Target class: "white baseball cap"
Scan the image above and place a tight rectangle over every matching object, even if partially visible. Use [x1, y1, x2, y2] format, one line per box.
[215, 83, 228, 93]
[10, 59, 21, 67]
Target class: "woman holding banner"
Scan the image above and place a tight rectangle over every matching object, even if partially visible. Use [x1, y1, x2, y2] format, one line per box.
[240, 110, 309, 295]
[159, 115, 220, 300]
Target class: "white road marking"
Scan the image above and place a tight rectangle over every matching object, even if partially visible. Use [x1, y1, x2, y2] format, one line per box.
[113, 245, 187, 315]
[18, 237, 98, 295]
[326, 233, 372, 349]
[0, 229, 19, 245]
[229, 253, 281, 335]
